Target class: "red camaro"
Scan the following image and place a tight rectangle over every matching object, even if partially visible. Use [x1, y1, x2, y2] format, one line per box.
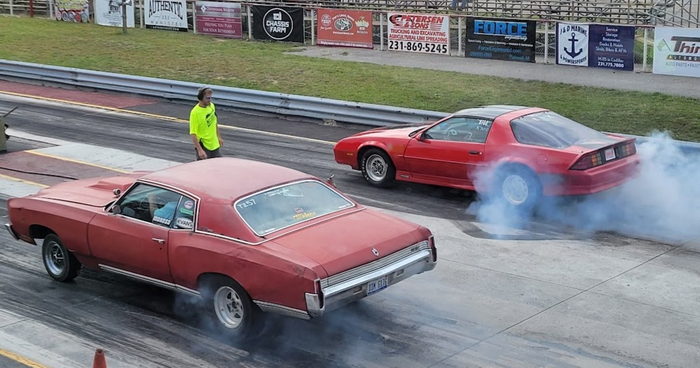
[5, 158, 436, 339]
[334, 105, 639, 210]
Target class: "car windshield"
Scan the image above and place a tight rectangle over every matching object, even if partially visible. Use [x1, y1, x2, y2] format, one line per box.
[511, 111, 612, 148]
[234, 180, 355, 236]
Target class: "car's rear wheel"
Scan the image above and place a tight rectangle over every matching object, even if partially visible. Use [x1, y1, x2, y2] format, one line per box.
[42, 234, 81, 282]
[493, 165, 542, 213]
[361, 148, 396, 188]
[201, 275, 261, 341]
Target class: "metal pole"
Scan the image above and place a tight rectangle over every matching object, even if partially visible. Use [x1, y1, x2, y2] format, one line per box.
[247, 4, 252, 40]
[457, 16, 463, 56]
[140, 0, 144, 28]
[310, 9, 315, 45]
[543, 21, 549, 64]
[192, 1, 196, 34]
[642, 27, 648, 72]
[9, 0, 13, 16]
[379, 12, 384, 51]
[122, 1, 127, 33]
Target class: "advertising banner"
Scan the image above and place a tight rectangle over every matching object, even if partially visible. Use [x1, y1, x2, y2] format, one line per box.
[465, 17, 536, 62]
[387, 13, 449, 55]
[653, 27, 700, 78]
[195, 1, 242, 38]
[144, 0, 188, 31]
[252, 6, 304, 43]
[557, 23, 635, 71]
[317, 9, 373, 49]
[95, 0, 135, 28]
[54, 0, 89, 23]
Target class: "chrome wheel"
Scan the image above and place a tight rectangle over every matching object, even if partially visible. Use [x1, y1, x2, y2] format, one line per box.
[366, 154, 388, 182]
[44, 239, 66, 276]
[502, 174, 529, 206]
[214, 286, 245, 329]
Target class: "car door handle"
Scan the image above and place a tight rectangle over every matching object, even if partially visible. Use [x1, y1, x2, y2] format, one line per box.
[151, 238, 165, 244]
[468, 151, 482, 155]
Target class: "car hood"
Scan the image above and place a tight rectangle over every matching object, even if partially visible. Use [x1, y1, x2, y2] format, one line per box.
[35, 175, 140, 207]
[269, 208, 428, 277]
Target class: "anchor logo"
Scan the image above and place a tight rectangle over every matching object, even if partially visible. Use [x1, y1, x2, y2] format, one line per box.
[565, 32, 583, 58]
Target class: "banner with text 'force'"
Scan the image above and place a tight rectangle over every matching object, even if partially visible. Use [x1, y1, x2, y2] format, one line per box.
[387, 13, 449, 55]
[95, 0, 134, 27]
[317, 9, 373, 49]
[653, 27, 700, 78]
[465, 17, 536, 62]
[557, 23, 635, 71]
[252, 6, 304, 43]
[195, 1, 242, 38]
[145, 0, 188, 31]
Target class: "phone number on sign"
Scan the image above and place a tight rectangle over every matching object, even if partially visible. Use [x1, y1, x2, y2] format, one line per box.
[388, 40, 448, 54]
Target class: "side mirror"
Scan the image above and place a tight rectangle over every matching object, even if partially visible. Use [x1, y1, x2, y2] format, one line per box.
[111, 205, 122, 214]
[418, 132, 427, 141]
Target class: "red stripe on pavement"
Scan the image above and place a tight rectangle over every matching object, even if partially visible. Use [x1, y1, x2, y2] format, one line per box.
[0, 80, 157, 109]
[0, 151, 122, 187]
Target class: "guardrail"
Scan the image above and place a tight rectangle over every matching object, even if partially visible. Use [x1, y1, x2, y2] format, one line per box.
[0, 59, 446, 126]
[1, 58, 698, 154]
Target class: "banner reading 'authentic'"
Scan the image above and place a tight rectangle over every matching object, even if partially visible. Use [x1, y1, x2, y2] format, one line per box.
[252, 6, 304, 43]
[145, 0, 188, 32]
[653, 27, 700, 78]
[317, 9, 373, 49]
[195, 1, 242, 38]
[465, 17, 536, 62]
[387, 13, 449, 55]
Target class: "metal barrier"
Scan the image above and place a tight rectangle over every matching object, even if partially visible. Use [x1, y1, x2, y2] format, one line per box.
[0, 59, 447, 126]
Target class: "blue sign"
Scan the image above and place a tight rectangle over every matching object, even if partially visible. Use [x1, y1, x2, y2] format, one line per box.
[588, 24, 635, 71]
[466, 17, 536, 63]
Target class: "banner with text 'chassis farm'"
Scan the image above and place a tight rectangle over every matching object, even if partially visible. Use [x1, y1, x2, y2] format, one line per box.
[252, 6, 304, 43]
[145, 0, 188, 31]
[317, 9, 373, 49]
[465, 17, 536, 62]
[195, 1, 242, 38]
[95, 0, 135, 28]
[387, 13, 449, 55]
[653, 27, 700, 78]
[556, 23, 635, 71]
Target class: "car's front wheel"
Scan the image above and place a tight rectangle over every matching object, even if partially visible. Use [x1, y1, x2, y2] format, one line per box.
[201, 275, 261, 341]
[42, 234, 81, 282]
[361, 148, 396, 188]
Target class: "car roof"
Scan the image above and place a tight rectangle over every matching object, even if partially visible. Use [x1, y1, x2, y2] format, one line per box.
[452, 105, 532, 119]
[141, 158, 314, 200]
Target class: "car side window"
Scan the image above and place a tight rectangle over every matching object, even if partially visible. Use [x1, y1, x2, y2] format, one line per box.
[114, 183, 182, 227]
[171, 197, 195, 230]
[423, 117, 492, 143]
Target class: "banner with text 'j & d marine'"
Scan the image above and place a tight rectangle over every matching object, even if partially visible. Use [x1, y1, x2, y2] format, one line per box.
[387, 13, 449, 55]
[195, 1, 242, 38]
[465, 17, 536, 62]
[556, 23, 635, 71]
[653, 27, 700, 78]
[317, 9, 373, 49]
[145, 0, 188, 31]
[252, 6, 304, 43]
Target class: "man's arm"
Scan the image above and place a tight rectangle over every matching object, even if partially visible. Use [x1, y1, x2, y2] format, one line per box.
[217, 123, 223, 147]
[191, 134, 206, 159]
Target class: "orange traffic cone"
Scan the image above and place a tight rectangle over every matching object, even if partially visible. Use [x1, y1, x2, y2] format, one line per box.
[92, 348, 107, 368]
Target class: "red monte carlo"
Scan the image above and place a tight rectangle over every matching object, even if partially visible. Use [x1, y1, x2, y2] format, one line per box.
[334, 105, 640, 211]
[5, 158, 437, 340]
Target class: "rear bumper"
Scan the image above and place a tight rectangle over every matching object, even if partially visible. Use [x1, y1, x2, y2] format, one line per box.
[4, 223, 19, 240]
[305, 239, 436, 318]
[543, 156, 640, 196]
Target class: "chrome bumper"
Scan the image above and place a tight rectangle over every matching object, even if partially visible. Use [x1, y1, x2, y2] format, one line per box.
[306, 240, 436, 318]
[4, 223, 19, 240]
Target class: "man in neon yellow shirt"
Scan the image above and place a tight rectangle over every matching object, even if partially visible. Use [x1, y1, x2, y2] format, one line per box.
[190, 87, 224, 160]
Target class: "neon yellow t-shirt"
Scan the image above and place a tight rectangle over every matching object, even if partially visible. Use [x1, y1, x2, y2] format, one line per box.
[189, 103, 220, 150]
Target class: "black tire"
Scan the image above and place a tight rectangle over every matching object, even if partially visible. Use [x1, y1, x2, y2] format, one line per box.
[492, 165, 542, 213]
[360, 148, 396, 188]
[41, 234, 81, 282]
[201, 275, 261, 341]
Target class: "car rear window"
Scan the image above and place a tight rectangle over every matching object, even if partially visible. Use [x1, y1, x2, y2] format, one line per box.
[511, 111, 612, 149]
[234, 180, 355, 236]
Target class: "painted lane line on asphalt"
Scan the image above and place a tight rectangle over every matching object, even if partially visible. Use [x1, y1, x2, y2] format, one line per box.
[26, 150, 130, 173]
[0, 90, 336, 146]
[0, 349, 50, 368]
[0, 173, 48, 188]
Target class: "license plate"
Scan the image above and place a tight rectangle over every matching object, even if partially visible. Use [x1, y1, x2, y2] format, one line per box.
[604, 148, 616, 161]
[366, 276, 389, 295]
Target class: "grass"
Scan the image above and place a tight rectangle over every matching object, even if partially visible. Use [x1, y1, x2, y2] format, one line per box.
[1, 16, 699, 141]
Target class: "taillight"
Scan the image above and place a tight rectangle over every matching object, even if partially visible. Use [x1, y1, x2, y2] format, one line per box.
[570, 151, 604, 170]
[315, 280, 324, 308]
[616, 141, 636, 158]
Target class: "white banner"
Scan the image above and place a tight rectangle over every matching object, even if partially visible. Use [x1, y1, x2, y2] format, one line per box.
[653, 27, 700, 78]
[557, 23, 589, 67]
[387, 13, 449, 55]
[95, 0, 135, 28]
[145, 0, 188, 31]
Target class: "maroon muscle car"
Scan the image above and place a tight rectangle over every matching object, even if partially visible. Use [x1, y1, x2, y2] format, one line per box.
[5, 158, 436, 339]
[334, 105, 639, 211]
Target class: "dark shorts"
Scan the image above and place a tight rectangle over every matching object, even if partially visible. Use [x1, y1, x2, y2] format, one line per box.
[196, 144, 223, 161]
